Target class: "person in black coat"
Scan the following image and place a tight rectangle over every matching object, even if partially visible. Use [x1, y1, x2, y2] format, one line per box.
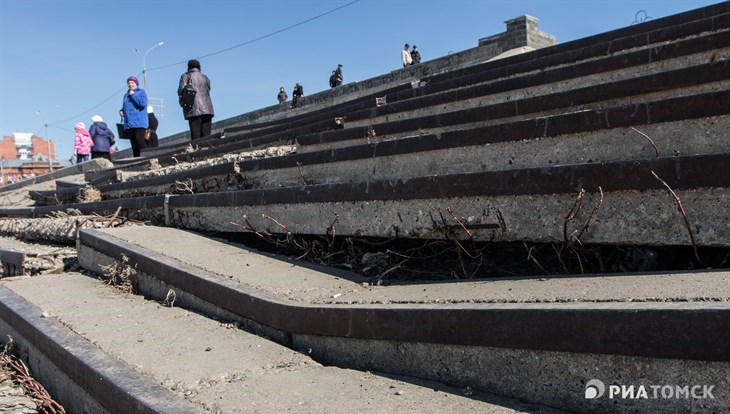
[146, 105, 159, 148]
[410, 45, 421, 65]
[291, 83, 304, 108]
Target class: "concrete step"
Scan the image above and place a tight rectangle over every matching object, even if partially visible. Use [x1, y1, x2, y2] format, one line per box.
[73, 225, 729, 413]
[0, 265, 564, 412]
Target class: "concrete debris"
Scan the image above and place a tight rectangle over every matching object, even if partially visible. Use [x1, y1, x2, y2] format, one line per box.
[126, 145, 297, 183]
[0, 215, 143, 244]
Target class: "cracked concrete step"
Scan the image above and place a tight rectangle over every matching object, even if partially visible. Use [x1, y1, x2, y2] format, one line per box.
[0, 273, 562, 413]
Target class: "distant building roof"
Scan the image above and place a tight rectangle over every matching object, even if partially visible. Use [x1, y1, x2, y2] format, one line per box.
[12, 132, 33, 146]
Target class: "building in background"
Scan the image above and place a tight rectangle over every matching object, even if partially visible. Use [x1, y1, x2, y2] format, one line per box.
[0, 133, 64, 186]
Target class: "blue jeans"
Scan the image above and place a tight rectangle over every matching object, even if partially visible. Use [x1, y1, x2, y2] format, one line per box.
[76, 154, 90, 163]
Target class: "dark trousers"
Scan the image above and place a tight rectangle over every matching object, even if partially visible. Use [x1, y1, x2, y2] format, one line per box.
[128, 128, 147, 157]
[189, 115, 213, 140]
[91, 151, 111, 160]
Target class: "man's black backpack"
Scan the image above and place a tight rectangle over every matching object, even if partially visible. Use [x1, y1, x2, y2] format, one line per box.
[179, 76, 196, 109]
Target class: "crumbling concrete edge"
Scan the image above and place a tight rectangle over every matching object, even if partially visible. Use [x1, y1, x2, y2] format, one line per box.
[0, 285, 206, 414]
[0, 248, 25, 275]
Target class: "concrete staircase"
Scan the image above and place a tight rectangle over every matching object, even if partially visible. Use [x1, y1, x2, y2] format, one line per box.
[1, 3, 729, 413]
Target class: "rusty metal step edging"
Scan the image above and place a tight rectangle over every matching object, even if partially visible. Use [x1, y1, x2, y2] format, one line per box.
[32, 196, 166, 218]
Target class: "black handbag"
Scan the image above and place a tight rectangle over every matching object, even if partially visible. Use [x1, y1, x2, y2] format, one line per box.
[116, 117, 130, 140]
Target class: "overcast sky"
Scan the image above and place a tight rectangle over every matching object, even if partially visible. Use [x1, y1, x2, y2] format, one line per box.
[0, 0, 719, 159]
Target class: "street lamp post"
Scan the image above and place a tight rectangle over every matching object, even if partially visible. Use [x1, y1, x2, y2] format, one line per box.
[137, 41, 164, 93]
[0, 157, 5, 186]
[36, 110, 53, 172]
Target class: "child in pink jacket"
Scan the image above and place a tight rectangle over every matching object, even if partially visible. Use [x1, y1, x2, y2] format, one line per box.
[74, 122, 93, 163]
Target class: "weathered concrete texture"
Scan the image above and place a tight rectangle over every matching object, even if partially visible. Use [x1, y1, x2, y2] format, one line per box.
[90, 109, 730, 202]
[124, 145, 296, 184]
[238, 117, 730, 191]
[170, 187, 730, 246]
[99, 146, 297, 199]
[0, 285, 206, 414]
[294, 335, 729, 414]
[4, 273, 563, 414]
[0, 313, 112, 414]
[0, 215, 143, 244]
[0, 160, 105, 195]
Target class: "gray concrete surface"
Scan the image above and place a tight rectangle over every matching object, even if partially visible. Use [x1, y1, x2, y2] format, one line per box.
[170, 187, 730, 247]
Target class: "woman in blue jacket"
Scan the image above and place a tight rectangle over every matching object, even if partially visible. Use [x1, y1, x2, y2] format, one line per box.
[120, 76, 148, 157]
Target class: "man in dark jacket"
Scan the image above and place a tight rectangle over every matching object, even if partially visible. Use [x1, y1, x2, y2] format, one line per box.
[335, 64, 343, 86]
[178, 59, 215, 140]
[410, 45, 421, 65]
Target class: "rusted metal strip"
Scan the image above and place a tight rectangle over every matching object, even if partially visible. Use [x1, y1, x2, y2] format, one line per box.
[33, 196, 165, 218]
[0, 208, 34, 218]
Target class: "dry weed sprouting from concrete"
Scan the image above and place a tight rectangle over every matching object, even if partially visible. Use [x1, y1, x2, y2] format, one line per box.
[1, 336, 66, 413]
[99, 254, 137, 293]
[78, 186, 102, 203]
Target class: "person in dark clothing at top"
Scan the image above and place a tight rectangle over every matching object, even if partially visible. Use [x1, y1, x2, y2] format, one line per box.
[277, 87, 288, 104]
[291, 83, 304, 108]
[178, 59, 214, 140]
[89, 115, 114, 160]
[410, 45, 421, 65]
[335, 64, 343, 85]
[329, 71, 338, 88]
[146, 105, 159, 148]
